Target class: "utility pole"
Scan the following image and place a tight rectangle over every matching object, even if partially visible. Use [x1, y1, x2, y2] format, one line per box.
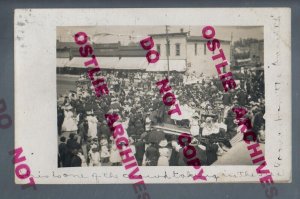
[230, 32, 234, 72]
[166, 25, 170, 78]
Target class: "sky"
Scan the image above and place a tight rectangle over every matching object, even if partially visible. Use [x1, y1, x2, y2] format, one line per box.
[57, 26, 263, 45]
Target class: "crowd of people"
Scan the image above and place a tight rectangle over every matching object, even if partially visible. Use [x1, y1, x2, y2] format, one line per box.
[57, 69, 265, 167]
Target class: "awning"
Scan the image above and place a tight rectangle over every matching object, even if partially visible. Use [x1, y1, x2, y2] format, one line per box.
[65, 57, 120, 69]
[113, 57, 148, 70]
[64, 57, 147, 70]
[56, 58, 70, 68]
[146, 59, 186, 72]
[97, 57, 120, 69]
[65, 57, 95, 68]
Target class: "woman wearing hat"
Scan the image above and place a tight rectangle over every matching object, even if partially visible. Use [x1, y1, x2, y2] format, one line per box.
[61, 104, 78, 139]
[189, 113, 200, 137]
[145, 112, 152, 132]
[157, 139, 171, 166]
[100, 136, 110, 165]
[86, 110, 98, 139]
[202, 117, 219, 136]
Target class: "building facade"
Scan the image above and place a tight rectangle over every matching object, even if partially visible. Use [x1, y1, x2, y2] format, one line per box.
[57, 31, 231, 76]
[150, 32, 231, 76]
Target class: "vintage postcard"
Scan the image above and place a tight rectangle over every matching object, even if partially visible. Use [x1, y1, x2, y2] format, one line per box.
[14, 8, 291, 185]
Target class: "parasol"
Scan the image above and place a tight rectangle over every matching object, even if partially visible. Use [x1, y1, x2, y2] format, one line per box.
[147, 130, 165, 143]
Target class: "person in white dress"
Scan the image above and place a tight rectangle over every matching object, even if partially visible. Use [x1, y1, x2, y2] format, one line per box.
[145, 113, 152, 132]
[157, 139, 171, 166]
[100, 138, 110, 164]
[88, 146, 101, 166]
[61, 104, 78, 139]
[202, 117, 219, 136]
[189, 113, 200, 137]
[109, 137, 122, 166]
[86, 110, 98, 138]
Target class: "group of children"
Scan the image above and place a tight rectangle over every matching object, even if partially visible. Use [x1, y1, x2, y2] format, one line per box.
[58, 132, 138, 167]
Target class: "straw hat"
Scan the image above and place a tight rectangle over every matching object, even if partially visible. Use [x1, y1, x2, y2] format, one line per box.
[100, 139, 108, 146]
[190, 138, 199, 146]
[189, 101, 196, 108]
[192, 113, 200, 119]
[128, 137, 134, 145]
[64, 104, 73, 110]
[205, 117, 213, 123]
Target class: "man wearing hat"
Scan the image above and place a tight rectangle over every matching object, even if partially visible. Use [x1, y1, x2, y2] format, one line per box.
[252, 106, 265, 138]
[237, 89, 247, 106]
[70, 149, 82, 167]
[145, 142, 159, 166]
[177, 144, 187, 166]
[78, 117, 88, 143]
[66, 133, 81, 167]
[190, 138, 208, 166]
[58, 136, 68, 167]
[134, 118, 145, 137]
[98, 119, 111, 139]
[57, 106, 64, 135]
[135, 132, 147, 166]
[222, 92, 232, 106]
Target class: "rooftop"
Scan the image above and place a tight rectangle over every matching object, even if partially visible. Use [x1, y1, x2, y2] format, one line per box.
[187, 36, 230, 43]
[149, 32, 189, 37]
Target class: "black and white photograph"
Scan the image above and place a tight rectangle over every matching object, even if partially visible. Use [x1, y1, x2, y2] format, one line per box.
[14, 8, 291, 184]
[56, 26, 265, 168]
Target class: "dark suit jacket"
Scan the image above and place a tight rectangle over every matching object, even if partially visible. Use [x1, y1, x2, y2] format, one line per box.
[145, 145, 159, 166]
[70, 155, 82, 167]
[134, 141, 145, 161]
